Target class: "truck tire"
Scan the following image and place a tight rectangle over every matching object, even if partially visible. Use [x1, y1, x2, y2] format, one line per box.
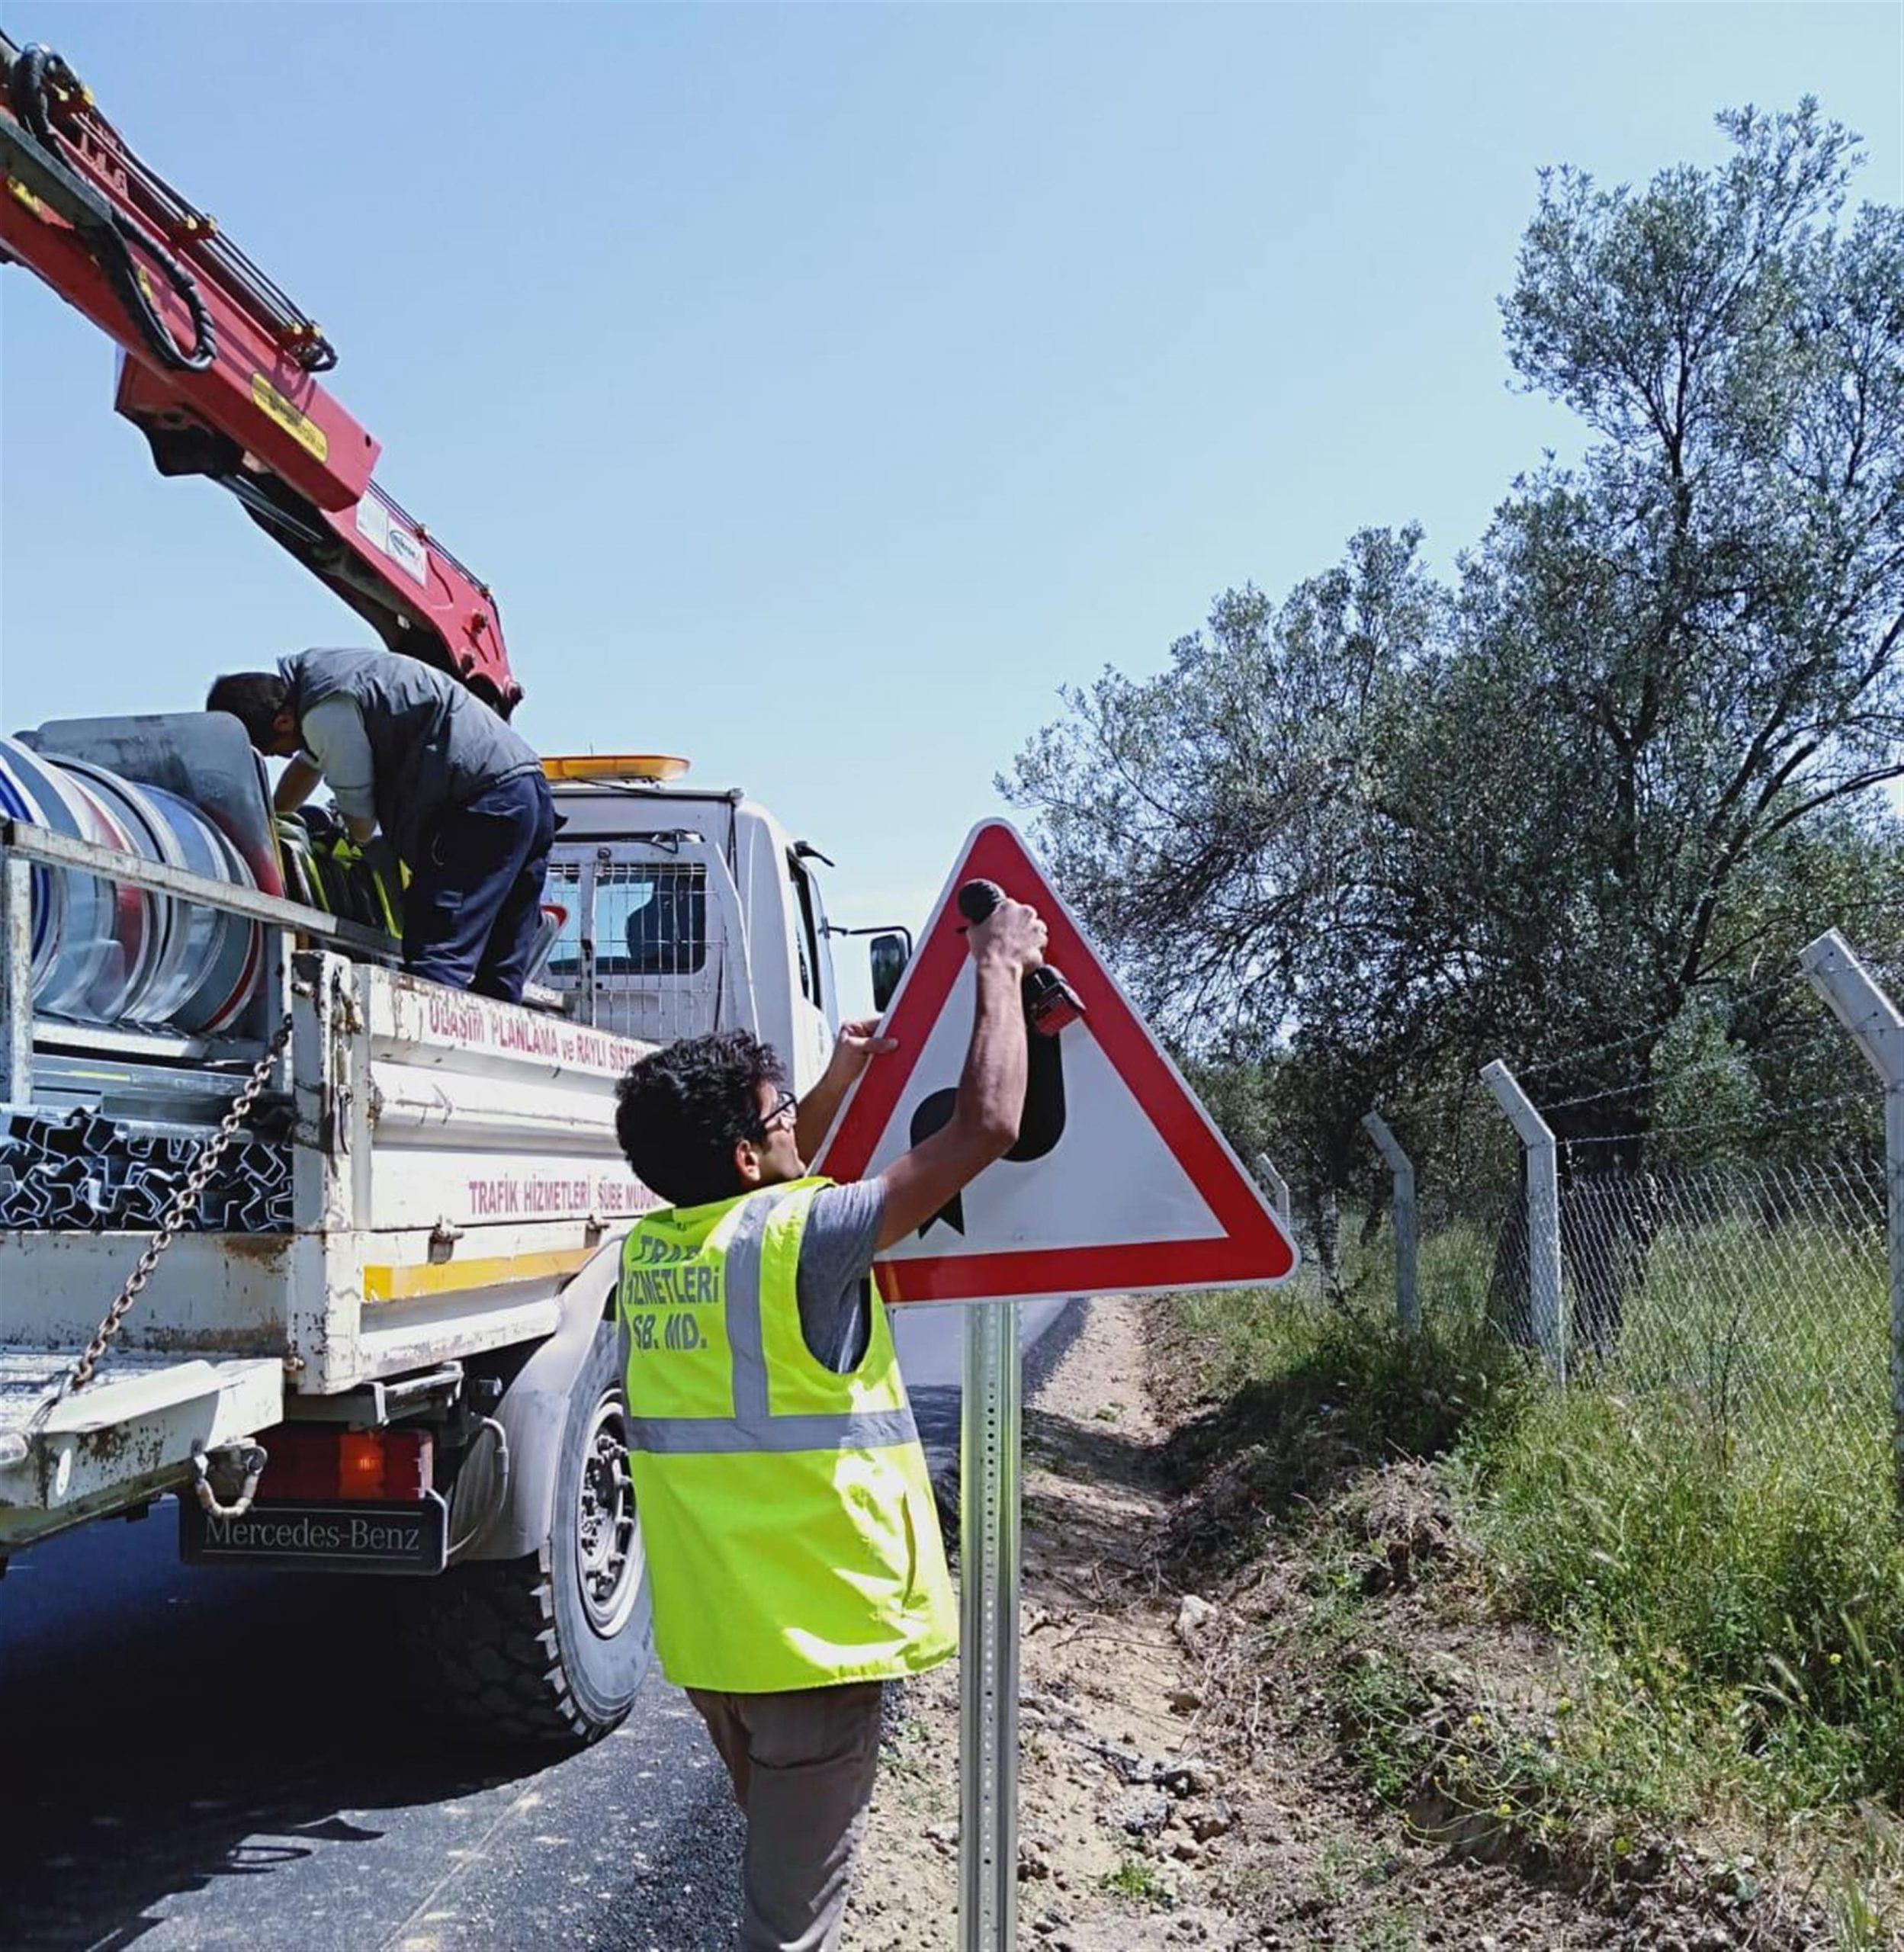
[412, 1323, 652, 1746]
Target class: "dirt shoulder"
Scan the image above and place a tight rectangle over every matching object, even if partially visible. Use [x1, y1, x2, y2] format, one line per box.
[845, 1296, 1829, 1952]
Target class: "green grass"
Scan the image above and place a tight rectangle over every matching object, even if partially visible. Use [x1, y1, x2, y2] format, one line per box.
[1575, 1204, 1889, 1478]
[1463, 1385, 1904, 1812]
[1173, 1262, 1528, 1468]
[1171, 1218, 1904, 1938]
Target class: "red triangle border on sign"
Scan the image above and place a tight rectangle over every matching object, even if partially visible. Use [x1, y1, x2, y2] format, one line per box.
[819, 822, 1298, 1305]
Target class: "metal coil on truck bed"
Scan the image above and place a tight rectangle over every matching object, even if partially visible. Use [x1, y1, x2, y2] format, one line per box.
[0, 735, 264, 1035]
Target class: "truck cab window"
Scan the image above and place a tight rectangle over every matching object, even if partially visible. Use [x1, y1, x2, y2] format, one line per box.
[544, 862, 708, 978]
[788, 853, 824, 1007]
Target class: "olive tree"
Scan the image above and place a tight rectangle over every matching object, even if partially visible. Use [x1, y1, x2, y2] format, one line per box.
[1005, 102, 1904, 1314]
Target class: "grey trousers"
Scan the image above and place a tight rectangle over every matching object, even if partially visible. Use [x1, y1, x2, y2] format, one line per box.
[688, 1680, 887, 1952]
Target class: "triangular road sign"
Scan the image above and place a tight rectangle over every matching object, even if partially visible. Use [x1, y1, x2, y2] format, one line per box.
[817, 820, 1299, 1304]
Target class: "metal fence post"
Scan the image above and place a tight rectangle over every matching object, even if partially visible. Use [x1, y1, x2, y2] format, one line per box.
[1481, 1061, 1565, 1383]
[1361, 1112, 1418, 1333]
[1798, 929, 1904, 1518]
[1254, 1153, 1292, 1230]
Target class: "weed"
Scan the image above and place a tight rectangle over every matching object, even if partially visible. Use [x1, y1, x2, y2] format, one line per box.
[1309, 1832, 1392, 1903]
[1464, 1385, 1904, 1812]
[1352, 1902, 1429, 1951]
[1831, 1875, 1895, 1950]
[1159, 1283, 1528, 1578]
[1097, 1854, 1173, 1908]
[881, 1715, 937, 1785]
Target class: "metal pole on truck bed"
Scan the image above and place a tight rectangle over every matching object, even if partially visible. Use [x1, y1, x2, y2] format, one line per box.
[2, 852, 32, 1103]
[958, 1296, 1021, 1950]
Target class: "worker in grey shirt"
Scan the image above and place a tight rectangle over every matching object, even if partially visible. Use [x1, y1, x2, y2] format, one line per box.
[207, 647, 555, 1003]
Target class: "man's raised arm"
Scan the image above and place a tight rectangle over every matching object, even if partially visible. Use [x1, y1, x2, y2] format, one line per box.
[872, 897, 1046, 1256]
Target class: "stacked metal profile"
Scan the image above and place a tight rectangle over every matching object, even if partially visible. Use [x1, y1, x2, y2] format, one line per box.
[2, 736, 288, 1234]
[0, 1104, 291, 1231]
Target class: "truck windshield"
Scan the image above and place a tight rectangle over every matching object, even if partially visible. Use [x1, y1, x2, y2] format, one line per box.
[544, 862, 708, 977]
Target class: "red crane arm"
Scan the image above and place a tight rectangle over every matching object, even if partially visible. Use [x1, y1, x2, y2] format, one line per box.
[0, 34, 523, 714]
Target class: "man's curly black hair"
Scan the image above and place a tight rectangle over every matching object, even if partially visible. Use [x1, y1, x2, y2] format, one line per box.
[615, 1029, 787, 1208]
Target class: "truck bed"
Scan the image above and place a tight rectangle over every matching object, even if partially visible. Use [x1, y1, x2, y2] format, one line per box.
[3, 923, 657, 1553]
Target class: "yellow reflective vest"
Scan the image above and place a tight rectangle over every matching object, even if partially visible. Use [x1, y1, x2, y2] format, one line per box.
[618, 1176, 957, 1692]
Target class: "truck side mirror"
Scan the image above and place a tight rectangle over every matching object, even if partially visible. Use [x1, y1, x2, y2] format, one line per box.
[869, 931, 910, 1012]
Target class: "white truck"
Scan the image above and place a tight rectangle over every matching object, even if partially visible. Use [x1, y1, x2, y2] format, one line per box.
[0, 737, 909, 1743]
[0, 27, 913, 1745]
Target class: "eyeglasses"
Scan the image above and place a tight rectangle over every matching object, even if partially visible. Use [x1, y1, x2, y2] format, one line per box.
[753, 1089, 798, 1139]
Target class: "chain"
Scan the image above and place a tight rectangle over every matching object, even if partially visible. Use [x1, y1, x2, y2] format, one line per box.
[27, 1013, 294, 1433]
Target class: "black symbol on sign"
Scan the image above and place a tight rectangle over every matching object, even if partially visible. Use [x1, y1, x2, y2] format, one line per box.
[908, 1024, 1069, 1238]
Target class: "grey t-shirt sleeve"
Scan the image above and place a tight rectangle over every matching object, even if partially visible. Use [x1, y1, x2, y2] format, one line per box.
[795, 1179, 887, 1376]
[298, 696, 377, 824]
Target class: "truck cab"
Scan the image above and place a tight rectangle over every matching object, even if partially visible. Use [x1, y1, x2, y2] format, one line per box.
[536, 757, 840, 1089]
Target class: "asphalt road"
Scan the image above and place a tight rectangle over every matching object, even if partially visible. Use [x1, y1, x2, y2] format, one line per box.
[0, 1299, 1077, 1952]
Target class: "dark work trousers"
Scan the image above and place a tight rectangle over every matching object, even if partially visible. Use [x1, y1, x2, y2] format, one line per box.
[686, 1681, 887, 1952]
[403, 768, 556, 1003]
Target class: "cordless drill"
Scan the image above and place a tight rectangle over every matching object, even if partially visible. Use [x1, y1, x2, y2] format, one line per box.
[956, 878, 1087, 1035]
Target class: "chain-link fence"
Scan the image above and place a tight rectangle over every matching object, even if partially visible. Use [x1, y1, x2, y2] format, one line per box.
[1249, 936, 1901, 1517]
[1414, 1161, 1891, 1492]
[1567, 1161, 1886, 1485]
[1260, 1156, 1892, 1500]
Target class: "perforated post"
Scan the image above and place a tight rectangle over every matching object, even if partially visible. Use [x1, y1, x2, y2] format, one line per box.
[1799, 930, 1904, 1517]
[1481, 1061, 1564, 1383]
[959, 1298, 1020, 1950]
[1360, 1112, 1418, 1333]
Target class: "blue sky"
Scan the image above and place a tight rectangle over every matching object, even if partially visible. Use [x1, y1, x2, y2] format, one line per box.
[2, 4, 1899, 1014]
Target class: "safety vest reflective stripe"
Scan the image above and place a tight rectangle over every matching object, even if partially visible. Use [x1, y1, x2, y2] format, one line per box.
[626, 1180, 918, 1456]
[626, 1405, 921, 1453]
[718, 1177, 784, 1424]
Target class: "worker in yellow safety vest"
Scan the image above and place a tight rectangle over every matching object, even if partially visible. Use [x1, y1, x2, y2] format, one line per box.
[611, 894, 1048, 1952]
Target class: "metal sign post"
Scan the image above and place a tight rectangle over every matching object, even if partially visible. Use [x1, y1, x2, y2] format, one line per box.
[958, 1296, 1022, 1950]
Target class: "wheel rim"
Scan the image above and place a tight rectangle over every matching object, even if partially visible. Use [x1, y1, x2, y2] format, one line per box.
[573, 1389, 642, 1637]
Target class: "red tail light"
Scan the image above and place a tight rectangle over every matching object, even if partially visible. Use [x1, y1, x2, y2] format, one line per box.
[255, 1426, 433, 1501]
